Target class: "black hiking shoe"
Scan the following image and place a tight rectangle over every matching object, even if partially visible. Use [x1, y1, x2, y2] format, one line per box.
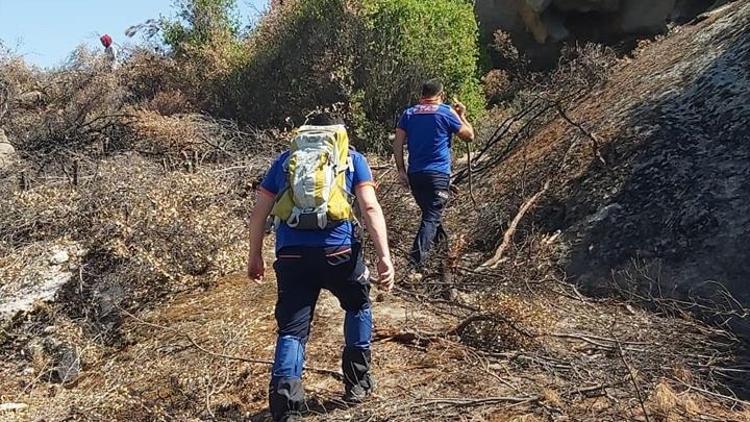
[343, 384, 372, 404]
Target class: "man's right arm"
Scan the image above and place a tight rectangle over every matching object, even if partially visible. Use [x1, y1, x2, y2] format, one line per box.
[452, 102, 475, 142]
[393, 128, 409, 187]
[248, 157, 283, 283]
[247, 191, 275, 283]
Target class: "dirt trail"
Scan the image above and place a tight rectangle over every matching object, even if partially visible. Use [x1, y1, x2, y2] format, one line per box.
[4, 257, 748, 421]
[3, 259, 512, 421]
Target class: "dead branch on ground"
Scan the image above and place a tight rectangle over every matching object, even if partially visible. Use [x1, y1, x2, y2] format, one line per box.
[480, 181, 550, 269]
[117, 304, 344, 379]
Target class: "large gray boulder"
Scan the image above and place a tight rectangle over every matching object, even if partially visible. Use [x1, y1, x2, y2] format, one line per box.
[621, 0, 677, 34]
[475, 0, 715, 66]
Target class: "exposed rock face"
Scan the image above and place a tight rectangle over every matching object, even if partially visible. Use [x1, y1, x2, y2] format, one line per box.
[0, 243, 83, 321]
[620, 0, 677, 33]
[475, 0, 724, 66]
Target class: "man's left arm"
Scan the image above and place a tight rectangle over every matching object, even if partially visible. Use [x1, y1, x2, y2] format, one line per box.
[355, 184, 395, 291]
[352, 153, 395, 290]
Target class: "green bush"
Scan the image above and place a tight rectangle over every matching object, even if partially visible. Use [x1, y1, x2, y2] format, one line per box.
[356, 0, 484, 133]
[161, 0, 248, 114]
[230, 0, 485, 151]
[230, 0, 361, 127]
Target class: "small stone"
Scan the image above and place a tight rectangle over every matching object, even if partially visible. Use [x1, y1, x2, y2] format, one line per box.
[54, 344, 80, 384]
[407, 272, 423, 282]
[0, 136, 15, 170]
[0, 403, 29, 412]
[49, 250, 70, 266]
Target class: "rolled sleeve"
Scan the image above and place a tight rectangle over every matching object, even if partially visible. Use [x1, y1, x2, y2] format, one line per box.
[351, 153, 374, 188]
[259, 154, 286, 196]
[258, 186, 276, 198]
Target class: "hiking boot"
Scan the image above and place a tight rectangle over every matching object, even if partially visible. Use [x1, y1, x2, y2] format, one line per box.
[343, 383, 372, 404]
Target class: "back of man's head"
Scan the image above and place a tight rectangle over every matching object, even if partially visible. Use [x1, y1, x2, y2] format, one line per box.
[307, 111, 345, 126]
[421, 79, 444, 98]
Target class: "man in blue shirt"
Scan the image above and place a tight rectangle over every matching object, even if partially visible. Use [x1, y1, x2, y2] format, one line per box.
[393, 79, 475, 267]
[247, 113, 394, 422]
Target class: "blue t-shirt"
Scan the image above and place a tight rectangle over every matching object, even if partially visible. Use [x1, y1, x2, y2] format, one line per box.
[397, 103, 462, 175]
[259, 149, 374, 251]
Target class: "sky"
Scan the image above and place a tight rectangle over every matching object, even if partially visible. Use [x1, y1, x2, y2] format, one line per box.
[0, 0, 268, 68]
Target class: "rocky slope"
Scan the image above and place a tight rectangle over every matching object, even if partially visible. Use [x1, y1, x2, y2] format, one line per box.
[476, 0, 733, 66]
[469, 1, 750, 333]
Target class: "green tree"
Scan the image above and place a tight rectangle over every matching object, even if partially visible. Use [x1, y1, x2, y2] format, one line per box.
[161, 0, 248, 114]
[231, 0, 484, 150]
[162, 0, 241, 54]
[230, 0, 363, 126]
[358, 0, 484, 125]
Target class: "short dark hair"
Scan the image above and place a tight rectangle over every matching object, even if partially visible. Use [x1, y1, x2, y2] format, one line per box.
[421, 79, 444, 98]
[307, 111, 344, 126]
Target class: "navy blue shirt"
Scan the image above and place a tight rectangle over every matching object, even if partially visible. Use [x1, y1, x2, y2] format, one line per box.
[259, 150, 374, 251]
[397, 103, 462, 175]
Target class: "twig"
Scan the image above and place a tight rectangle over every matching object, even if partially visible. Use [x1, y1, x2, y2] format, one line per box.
[117, 305, 343, 379]
[417, 394, 540, 407]
[555, 102, 607, 166]
[673, 378, 750, 407]
[614, 334, 651, 422]
[465, 140, 477, 207]
[480, 181, 551, 269]
[448, 314, 535, 338]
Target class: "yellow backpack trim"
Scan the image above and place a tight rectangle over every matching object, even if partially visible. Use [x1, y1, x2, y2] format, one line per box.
[271, 125, 355, 230]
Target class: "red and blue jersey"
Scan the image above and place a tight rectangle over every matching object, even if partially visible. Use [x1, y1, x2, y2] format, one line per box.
[259, 150, 374, 251]
[397, 103, 462, 175]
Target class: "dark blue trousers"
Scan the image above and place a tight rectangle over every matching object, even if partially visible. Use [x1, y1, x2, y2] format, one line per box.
[408, 171, 450, 267]
[269, 244, 372, 421]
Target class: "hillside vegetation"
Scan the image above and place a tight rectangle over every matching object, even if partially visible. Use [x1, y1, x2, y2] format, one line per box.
[0, 0, 748, 421]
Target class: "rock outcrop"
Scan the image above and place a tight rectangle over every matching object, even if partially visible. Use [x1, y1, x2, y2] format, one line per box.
[560, 2, 750, 314]
[469, 0, 750, 335]
[475, 0, 730, 66]
[0, 243, 84, 321]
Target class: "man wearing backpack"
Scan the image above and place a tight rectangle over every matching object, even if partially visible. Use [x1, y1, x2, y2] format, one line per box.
[393, 79, 475, 268]
[247, 113, 394, 422]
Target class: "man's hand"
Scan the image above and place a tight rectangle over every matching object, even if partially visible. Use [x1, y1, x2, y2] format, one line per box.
[247, 252, 265, 284]
[374, 256, 395, 292]
[452, 97, 475, 141]
[452, 100, 467, 117]
[398, 170, 409, 188]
